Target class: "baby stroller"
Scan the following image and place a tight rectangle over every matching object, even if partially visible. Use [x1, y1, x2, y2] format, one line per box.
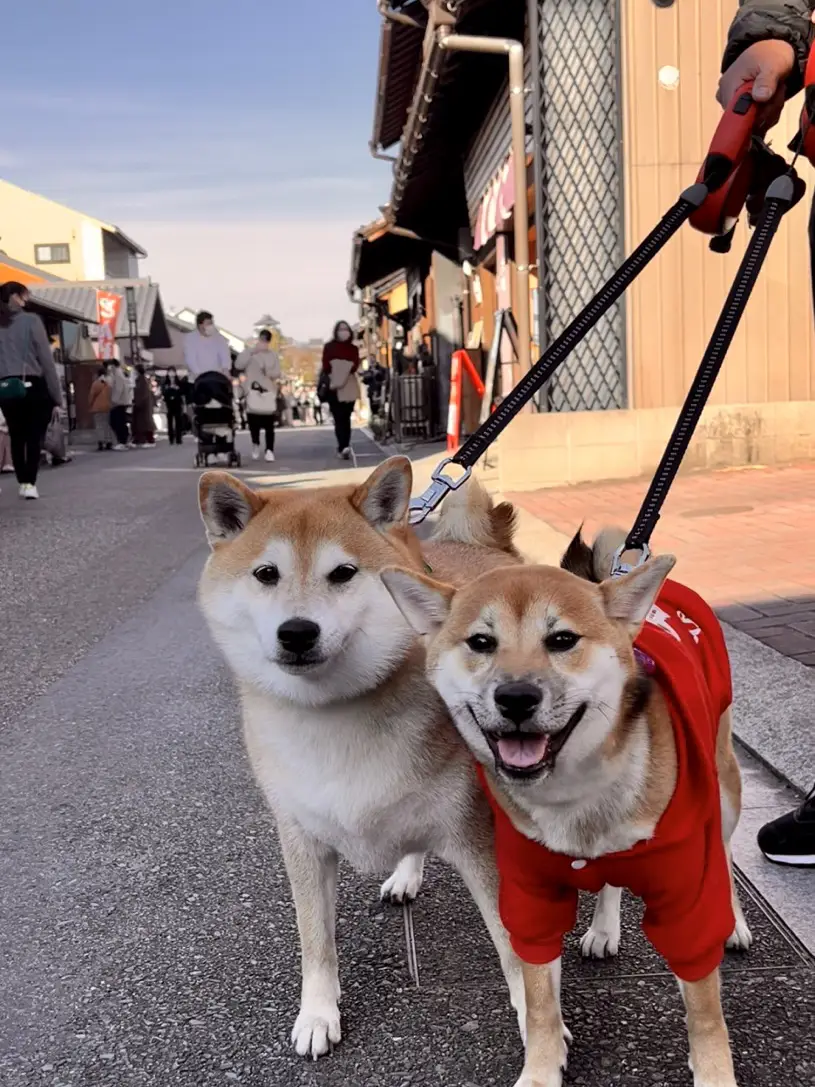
[192, 371, 241, 468]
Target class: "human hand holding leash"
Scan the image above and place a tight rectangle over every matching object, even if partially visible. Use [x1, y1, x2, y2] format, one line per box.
[718, 40, 797, 133]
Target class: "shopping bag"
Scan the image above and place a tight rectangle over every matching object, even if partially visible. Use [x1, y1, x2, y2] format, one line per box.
[44, 416, 67, 460]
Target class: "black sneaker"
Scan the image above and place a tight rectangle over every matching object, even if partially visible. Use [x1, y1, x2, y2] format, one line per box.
[757, 784, 815, 866]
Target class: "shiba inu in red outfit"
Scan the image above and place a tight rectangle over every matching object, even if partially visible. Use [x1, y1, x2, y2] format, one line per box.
[382, 529, 750, 1087]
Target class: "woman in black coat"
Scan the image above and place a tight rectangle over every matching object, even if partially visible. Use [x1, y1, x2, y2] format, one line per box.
[162, 367, 185, 445]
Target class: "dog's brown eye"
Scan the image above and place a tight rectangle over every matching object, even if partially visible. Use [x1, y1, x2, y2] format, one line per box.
[253, 564, 280, 586]
[328, 564, 358, 585]
[466, 633, 497, 654]
[545, 630, 580, 652]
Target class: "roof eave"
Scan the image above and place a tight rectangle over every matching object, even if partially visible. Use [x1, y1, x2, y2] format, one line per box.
[390, 34, 447, 219]
[105, 225, 148, 258]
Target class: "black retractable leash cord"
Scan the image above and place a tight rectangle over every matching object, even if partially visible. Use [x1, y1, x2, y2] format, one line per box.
[613, 173, 796, 573]
[409, 78, 809, 554]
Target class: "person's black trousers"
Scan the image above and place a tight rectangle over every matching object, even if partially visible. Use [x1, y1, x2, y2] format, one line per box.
[110, 405, 129, 446]
[0, 376, 53, 485]
[167, 405, 184, 444]
[248, 412, 276, 451]
[330, 400, 353, 452]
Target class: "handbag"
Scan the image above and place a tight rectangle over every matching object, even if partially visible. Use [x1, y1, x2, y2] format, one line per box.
[317, 370, 331, 404]
[44, 414, 67, 460]
[0, 320, 32, 401]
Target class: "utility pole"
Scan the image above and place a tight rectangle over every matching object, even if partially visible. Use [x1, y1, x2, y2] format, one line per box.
[125, 286, 140, 367]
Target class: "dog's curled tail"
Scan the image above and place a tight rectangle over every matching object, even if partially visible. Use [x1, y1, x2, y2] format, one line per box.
[431, 478, 519, 556]
[560, 525, 628, 583]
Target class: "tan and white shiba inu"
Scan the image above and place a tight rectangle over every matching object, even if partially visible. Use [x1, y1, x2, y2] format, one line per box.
[382, 530, 751, 1087]
[197, 457, 526, 1059]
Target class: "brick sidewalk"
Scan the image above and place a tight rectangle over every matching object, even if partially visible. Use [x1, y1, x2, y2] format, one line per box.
[509, 462, 815, 667]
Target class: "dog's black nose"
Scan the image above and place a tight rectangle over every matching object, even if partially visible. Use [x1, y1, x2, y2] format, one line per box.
[494, 681, 543, 725]
[277, 618, 321, 655]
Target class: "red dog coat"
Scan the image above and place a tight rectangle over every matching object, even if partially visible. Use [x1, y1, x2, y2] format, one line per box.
[479, 579, 735, 983]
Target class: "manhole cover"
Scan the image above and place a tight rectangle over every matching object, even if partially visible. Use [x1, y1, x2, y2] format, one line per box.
[681, 504, 754, 519]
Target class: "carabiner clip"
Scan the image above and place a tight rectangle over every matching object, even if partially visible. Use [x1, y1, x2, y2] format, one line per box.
[408, 458, 472, 525]
[610, 541, 651, 580]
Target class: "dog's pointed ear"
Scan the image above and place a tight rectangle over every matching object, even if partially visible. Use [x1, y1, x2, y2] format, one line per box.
[352, 456, 413, 530]
[600, 554, 677, 635]
[560, 527, 597, 582]
[381, 566, 454, 636]
[199, 471, 264, 545]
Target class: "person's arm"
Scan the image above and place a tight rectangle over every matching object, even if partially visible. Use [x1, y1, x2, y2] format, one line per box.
[218, 337, 232, 373]
[267, 351, 282, 383]
[720, 2, 813, 119]
[31, 315, 63, 406]
[322, 344, 332, 374]
[183, 334, 196, 374]
[350, 345, 361, 373]
[234, 347, 251, 372]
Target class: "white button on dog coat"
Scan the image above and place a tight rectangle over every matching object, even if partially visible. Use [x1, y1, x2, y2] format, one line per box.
[571, 860, 587, 870]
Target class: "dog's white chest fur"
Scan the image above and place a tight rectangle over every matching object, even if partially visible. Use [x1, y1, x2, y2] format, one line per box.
[242, 692, 464, 872]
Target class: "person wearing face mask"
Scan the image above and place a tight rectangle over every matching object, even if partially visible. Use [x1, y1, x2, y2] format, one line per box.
[182, 310, 232, 379]
[321, 320, 360, 460]
[0, 281, 64, 499]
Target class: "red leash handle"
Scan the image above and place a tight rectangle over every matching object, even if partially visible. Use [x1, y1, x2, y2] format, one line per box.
[800, 45, 815, 166]
[690, 81, 758, 237]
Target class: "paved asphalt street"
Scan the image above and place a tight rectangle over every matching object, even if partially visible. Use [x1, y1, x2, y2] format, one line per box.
[1, 426, 813, 1087]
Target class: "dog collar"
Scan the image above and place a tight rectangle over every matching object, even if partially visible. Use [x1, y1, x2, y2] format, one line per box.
[634, 647, 656, 675]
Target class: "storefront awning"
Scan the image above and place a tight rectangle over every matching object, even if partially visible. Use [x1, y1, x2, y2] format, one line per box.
[26, 295, 96, 324]
[350, 218, 460, 293]
[372, 2, 427, 150]
[29, 280, 173, 349]
[387, 0, 525, 244]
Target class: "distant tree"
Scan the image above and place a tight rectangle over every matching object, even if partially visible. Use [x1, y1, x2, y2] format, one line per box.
[280, 342, 322, 384]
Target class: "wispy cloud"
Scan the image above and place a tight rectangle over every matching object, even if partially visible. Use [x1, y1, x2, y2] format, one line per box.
[0, 0, 387, 337]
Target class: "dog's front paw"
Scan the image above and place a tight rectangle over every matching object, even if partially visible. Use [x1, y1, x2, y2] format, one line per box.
[291, 1000, 341, 1060]
[512, 1059, 566, 1087]
[513, 1077, 562, 1087]
[380, 852, 425, 904]
[580, 922, 620, 959]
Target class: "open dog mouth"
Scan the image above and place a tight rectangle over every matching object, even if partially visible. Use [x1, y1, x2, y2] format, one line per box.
[476, 703, 588, 779]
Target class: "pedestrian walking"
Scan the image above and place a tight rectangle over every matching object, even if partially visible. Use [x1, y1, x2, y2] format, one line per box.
[235, 329, 281, 462]
[182, 310, 232, 378]
[0, 281, 64, 499]
[131, 364, 156, 447]
[235, 380, 247, 430]
[0, 414, 13, 473]
[178, 374, 194, 436]
[107, 359, 132, 450]
[88, 365, 114, 450]
[311, 386, 323, 426]
[720, 1, 815, 866]
[162, 367, 185, 445]
[322, 320, 360, 460]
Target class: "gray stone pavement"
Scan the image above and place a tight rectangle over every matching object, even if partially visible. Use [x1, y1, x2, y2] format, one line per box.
[0, 426, 812, 1087]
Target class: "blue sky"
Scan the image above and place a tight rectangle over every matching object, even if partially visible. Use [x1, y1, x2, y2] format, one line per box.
[2, 0, 394, 339]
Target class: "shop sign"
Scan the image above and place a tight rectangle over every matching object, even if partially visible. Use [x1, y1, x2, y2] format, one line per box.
[96, 289, 122, 360]
[473, 154, 515, 252]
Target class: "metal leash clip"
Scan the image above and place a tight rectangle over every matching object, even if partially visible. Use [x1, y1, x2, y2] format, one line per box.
[402, 901, 420, 988]
[408, 458, 472, 526]
[610, 541, 651, 580]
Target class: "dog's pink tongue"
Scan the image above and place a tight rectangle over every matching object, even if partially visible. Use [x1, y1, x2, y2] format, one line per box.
[497, 735, 549, 769]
